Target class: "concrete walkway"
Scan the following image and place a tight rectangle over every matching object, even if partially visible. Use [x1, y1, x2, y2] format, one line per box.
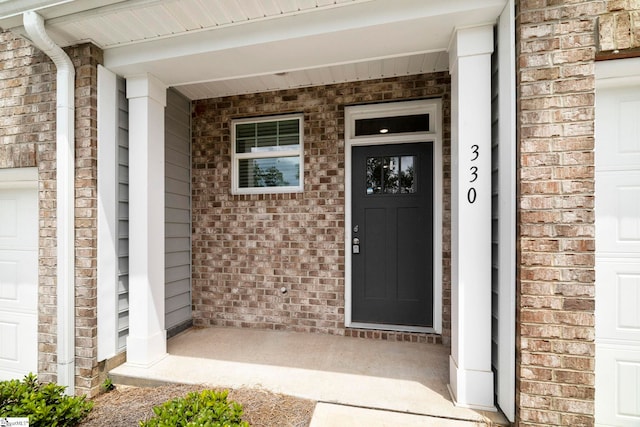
[109, 327, 507, 426]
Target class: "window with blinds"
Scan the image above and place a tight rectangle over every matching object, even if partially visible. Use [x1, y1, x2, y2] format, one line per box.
[231, 114, 304, 194]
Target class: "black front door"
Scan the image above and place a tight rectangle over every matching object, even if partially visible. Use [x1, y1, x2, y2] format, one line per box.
[352, 142, 433, 327]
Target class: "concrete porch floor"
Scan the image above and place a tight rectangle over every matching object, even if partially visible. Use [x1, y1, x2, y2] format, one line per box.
[109, 327, 508, 426]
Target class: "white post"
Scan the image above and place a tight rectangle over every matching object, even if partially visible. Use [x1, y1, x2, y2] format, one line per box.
[448, 25, 495, 410]
[126, 73, 167, 366]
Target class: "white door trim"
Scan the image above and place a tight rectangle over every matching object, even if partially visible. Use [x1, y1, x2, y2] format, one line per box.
[344, 99, 443, 334]
[0, 168, 38, 188]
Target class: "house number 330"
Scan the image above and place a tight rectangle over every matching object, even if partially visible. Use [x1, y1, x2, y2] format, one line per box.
[467, 144, 479, 204]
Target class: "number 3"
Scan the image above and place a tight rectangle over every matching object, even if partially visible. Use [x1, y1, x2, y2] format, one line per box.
[470, 144, 479, 161]
[469, 166, 478, 183]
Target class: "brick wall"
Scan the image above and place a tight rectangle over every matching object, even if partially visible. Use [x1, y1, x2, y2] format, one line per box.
[0, 30, 58, 383]
[0, 30, 104, 397]
[68, 43, 103, 396]
[192, 73, 451, 342]
[516, 1, 607, 425]
[0, 32, 50, 168]
[517, 1, 640, 424]
[599, 0, 640, 52]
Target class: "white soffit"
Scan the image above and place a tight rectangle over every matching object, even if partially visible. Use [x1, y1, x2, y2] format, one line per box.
[177, 52, 450, 100]
[0, 0, 507, 99]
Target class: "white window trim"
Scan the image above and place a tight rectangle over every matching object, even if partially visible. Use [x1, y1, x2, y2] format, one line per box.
[231, 113, 304, 195]
[344, 99, 443, 334]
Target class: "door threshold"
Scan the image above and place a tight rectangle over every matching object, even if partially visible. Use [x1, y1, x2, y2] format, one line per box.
[348, 322, 435, 334]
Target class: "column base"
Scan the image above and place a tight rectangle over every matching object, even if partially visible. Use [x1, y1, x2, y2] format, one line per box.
[449, 355, 496, 411]
[126, 330, 167, 367]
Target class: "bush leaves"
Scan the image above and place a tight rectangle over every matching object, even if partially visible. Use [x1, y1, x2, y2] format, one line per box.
[140, 389, 248, 427]
[0, 373, 93, 426]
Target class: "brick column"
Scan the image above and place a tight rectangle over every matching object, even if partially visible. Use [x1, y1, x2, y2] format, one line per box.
[67, 43, 103, 396]
[516, 1, 603, 425]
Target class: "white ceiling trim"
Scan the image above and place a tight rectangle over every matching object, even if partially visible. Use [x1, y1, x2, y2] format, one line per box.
[44, 0, 376, 49]
[176, 51, 449, 100]
[0, 0, 124, 29]
[0, 0, 74, 19]
[0, 0, 507, 99]
[100, 0, 504, 65]
[100, 3, 504, 89]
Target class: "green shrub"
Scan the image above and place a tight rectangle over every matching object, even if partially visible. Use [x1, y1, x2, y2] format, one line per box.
[101, 377, 115, 393]
[140, 389, 249, 427]
[0, 373, 93, 426]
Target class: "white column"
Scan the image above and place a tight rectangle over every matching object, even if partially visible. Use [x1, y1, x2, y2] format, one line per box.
[448, 25, 495, 410]
[126, 73, 167, 366]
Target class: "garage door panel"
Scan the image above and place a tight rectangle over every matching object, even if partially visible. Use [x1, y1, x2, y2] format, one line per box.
[0, 312, 37, 381]
[0, 188, 38, 251]
[0, 251, 38, 312]
[619, 99, 640, 155]
[0, 199, 17, 239]
[596, 261, 640, 342]
[0, 320, 19, 361]
[0, 260, 18, 301]
[596, 86, 640, 171]
[596, 172, 640, 254]
[595, 344, 640, 426]
[0, 184, 38, 380]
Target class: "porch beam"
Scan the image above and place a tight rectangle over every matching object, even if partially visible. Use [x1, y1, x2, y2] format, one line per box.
[448, 25, 495, 410]
[126, 73, 167, 366]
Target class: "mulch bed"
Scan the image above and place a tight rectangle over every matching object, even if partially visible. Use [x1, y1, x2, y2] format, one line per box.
[79, 384, 316, 427]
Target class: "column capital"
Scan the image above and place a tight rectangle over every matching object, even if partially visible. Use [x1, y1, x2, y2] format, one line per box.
[126, 73, 167, 106]
[448, 25, 494, 71]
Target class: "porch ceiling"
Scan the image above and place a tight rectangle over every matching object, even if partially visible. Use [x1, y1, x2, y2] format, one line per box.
[0, 0, 507, 100]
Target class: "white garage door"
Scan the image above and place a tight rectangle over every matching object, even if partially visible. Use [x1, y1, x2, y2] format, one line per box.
[595, 69, 640, 426]
[0, 169, 38, 381]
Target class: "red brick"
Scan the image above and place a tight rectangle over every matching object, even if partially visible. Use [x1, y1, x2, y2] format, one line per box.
[191, 74, 451, 344]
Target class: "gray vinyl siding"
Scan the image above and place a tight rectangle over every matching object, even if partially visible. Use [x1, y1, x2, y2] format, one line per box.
[117, 76, 130, 352]
[490, 26, 500, 390]
[165, 88, 192, 335]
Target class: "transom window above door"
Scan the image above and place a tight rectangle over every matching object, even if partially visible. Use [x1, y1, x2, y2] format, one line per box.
[346, 100, 438, 142]
[355, 114, 430, 136]
[231, 114, 304, 194]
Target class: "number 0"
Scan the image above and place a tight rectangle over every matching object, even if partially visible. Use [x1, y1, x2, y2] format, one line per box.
[467, 187, 477, 204]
